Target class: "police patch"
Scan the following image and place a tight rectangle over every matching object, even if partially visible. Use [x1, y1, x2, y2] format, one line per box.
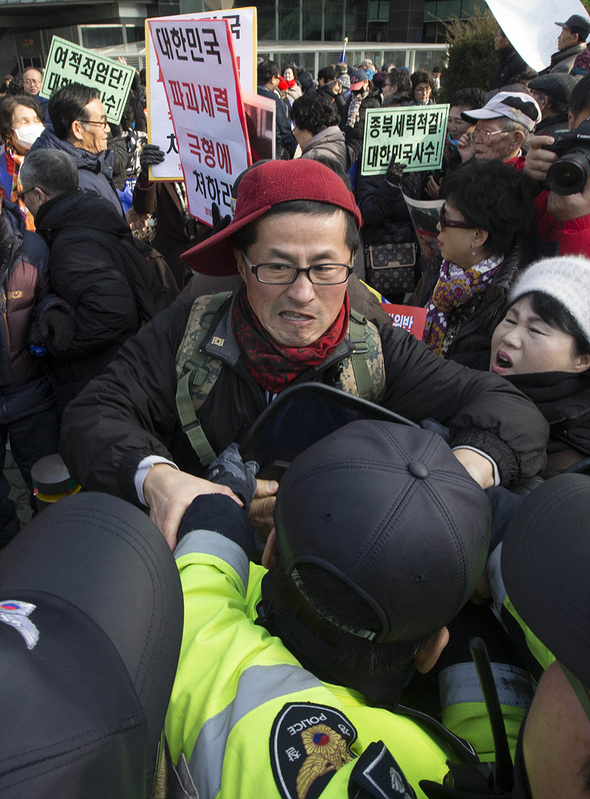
[270, 702, 357, 799]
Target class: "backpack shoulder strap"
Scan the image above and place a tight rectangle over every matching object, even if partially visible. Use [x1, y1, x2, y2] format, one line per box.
[339, 309, 386, 402]
[175, 291, 232, 467]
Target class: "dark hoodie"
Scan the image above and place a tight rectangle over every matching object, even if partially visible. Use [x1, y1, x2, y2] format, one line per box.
[35, 190, 140, 407]
[29, 128, 122, 215]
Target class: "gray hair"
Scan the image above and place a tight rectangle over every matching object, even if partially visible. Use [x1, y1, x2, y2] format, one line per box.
[19, 149, 79, 197]
[500, 116, 530, 149]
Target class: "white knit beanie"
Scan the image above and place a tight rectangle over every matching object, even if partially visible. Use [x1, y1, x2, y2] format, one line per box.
[509, 255, 590, 345]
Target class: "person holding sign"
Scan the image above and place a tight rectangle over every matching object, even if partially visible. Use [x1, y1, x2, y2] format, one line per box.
[28, 82, 123, 215]
[59, 159, 548, 550]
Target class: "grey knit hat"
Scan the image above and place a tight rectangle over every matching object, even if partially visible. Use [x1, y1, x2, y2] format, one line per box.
[509, 255, 590, 345]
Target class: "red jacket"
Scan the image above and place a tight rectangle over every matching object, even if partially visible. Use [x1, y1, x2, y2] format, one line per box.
[533, 190, 590, 257]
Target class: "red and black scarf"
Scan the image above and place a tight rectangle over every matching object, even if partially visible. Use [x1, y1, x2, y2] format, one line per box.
[231, 286, 350, 394]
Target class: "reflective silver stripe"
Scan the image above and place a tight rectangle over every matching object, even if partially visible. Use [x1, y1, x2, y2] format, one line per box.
[439, 662, 534, 710]
[175, 530, 250, 590]
[187, 663, 324, 799]
[486, 543, 507, 624]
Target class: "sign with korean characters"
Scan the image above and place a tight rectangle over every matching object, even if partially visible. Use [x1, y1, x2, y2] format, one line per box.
[147, 8, 257, 180]
[361, 105, 449, 176]
[39, 36, 136, 125]
[148, 17, 251, 225]
[381, 304, 427, 340]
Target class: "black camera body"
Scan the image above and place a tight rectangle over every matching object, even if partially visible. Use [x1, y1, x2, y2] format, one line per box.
[542, 119, 590, 195]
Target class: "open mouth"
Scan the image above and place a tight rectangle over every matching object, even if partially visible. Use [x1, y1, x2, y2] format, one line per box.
[492, 350, 513, 373]
[279, 311, 313, 322]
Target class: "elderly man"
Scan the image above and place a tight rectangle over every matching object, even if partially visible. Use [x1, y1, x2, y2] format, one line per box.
[28, 82, 122, 213]
[60, 159, 548, 548]
[457, 91, 541, 168]
[540, 13, 590, 75]
[528, 73, 577, 136]
[21, 67, 47, 110]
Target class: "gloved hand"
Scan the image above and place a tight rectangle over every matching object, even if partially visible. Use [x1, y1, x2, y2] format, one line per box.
[385, 155, 405, 186]
[210, 202, 232, 235]
[38, 309, 75, 351]
[139, 143, 165, 177]
[206, 442, 259, 512]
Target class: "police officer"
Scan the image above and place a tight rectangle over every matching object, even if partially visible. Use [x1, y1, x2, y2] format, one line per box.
[165, 421, 493, 798]
[421, 473, 590, 799]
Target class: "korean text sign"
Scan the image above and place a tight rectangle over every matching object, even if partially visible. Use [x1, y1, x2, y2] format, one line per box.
[39, 36, 136, 125]
[147, 8, 257, 181]
[148, 17, 250, 224]
[361, 105, 449, 176]
[381, 304, 427, 340]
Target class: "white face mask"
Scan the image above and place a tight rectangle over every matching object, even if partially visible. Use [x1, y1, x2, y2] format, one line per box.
[13, 123, 43, 150]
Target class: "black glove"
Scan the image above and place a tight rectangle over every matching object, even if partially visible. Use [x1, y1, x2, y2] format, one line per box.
[210, 202, 232, 235]
[385, 155, 405, 187]
[38, 309, 75, 351]
[206, 442, 259, 512]
[177, 493, 256, 555]
[139, 143, 165, 177]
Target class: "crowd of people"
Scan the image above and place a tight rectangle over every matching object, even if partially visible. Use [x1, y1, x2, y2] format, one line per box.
[1, 15, 590, 799]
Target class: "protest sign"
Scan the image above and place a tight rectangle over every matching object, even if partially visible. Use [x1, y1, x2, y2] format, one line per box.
[361, 105, 448, 176]
[381, 304, 427, 340]
[39, 36, 136, 125]
[149, 17, 250, 224]
[147, 8, 257, 180]
[485, 0, 589, 72]
[403, 193, 443, 263]
[243, 91, 276, 162]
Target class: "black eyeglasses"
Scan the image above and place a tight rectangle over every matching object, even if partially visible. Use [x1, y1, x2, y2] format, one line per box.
[17, 187, 35, 203]
[78, 118, 109, 130]
[242, 253, 352, 285]
[439, 202, 473, 230]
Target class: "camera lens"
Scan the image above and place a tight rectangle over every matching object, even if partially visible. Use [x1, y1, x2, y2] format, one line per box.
[546, 152, 590, 195]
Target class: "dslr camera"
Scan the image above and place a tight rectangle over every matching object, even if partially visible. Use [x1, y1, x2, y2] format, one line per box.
[542, 119, 590, 195]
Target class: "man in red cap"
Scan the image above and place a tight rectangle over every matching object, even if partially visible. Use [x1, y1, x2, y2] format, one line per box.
[60, 159, 548, 549]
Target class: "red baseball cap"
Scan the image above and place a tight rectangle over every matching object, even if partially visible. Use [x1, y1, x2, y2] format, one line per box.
[181, 159, 363, 276]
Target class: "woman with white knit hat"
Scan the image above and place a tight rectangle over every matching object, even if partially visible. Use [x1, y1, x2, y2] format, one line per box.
[489, 255, 590, 474]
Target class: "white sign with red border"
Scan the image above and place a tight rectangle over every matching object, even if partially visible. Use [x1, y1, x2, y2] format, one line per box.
[148, 17, 251, 224]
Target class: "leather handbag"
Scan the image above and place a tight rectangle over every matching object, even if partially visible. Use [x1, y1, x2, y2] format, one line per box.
[364, 242, 417, 297]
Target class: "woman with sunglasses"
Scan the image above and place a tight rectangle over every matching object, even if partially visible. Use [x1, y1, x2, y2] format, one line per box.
[413, 160, 536, 358]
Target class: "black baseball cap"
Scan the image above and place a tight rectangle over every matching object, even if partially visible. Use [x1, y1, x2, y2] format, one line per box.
[556, 14, 590, 36]
[274, 421, 491, 644]
[502, 473, 590, 687]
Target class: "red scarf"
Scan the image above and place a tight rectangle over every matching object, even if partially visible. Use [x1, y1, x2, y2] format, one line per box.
[231, 286, 350, 394]
[285, 78, 297, 89]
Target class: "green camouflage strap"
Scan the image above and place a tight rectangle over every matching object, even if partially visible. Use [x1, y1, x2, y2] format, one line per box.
[175, 292, 232, 467]
[339, 309, 385, 402]
[175, 298, 386, 466]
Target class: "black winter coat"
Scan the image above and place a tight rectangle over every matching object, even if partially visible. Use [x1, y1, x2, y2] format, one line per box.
[60, 285, 549, 504]
[35, 191, 142, 407]
[410, 247, 523, 358]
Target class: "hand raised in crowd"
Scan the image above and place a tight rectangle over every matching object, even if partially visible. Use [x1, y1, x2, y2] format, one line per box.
[523, 134, 557, 182]
[547, 177, 590, 220]
[425, 175, 442, 199]
[139, 143, 165, 177]
[143, 463, 242, 550]
[249, 478, 279, 539]
[457, 131, 476, 163]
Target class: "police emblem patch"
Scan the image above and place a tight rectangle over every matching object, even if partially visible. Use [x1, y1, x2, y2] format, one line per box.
[0, 599, 39, 650]
[270, 702, 357, 799]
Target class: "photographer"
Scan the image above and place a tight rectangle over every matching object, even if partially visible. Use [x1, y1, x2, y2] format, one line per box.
[525, 75, 590, 257]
